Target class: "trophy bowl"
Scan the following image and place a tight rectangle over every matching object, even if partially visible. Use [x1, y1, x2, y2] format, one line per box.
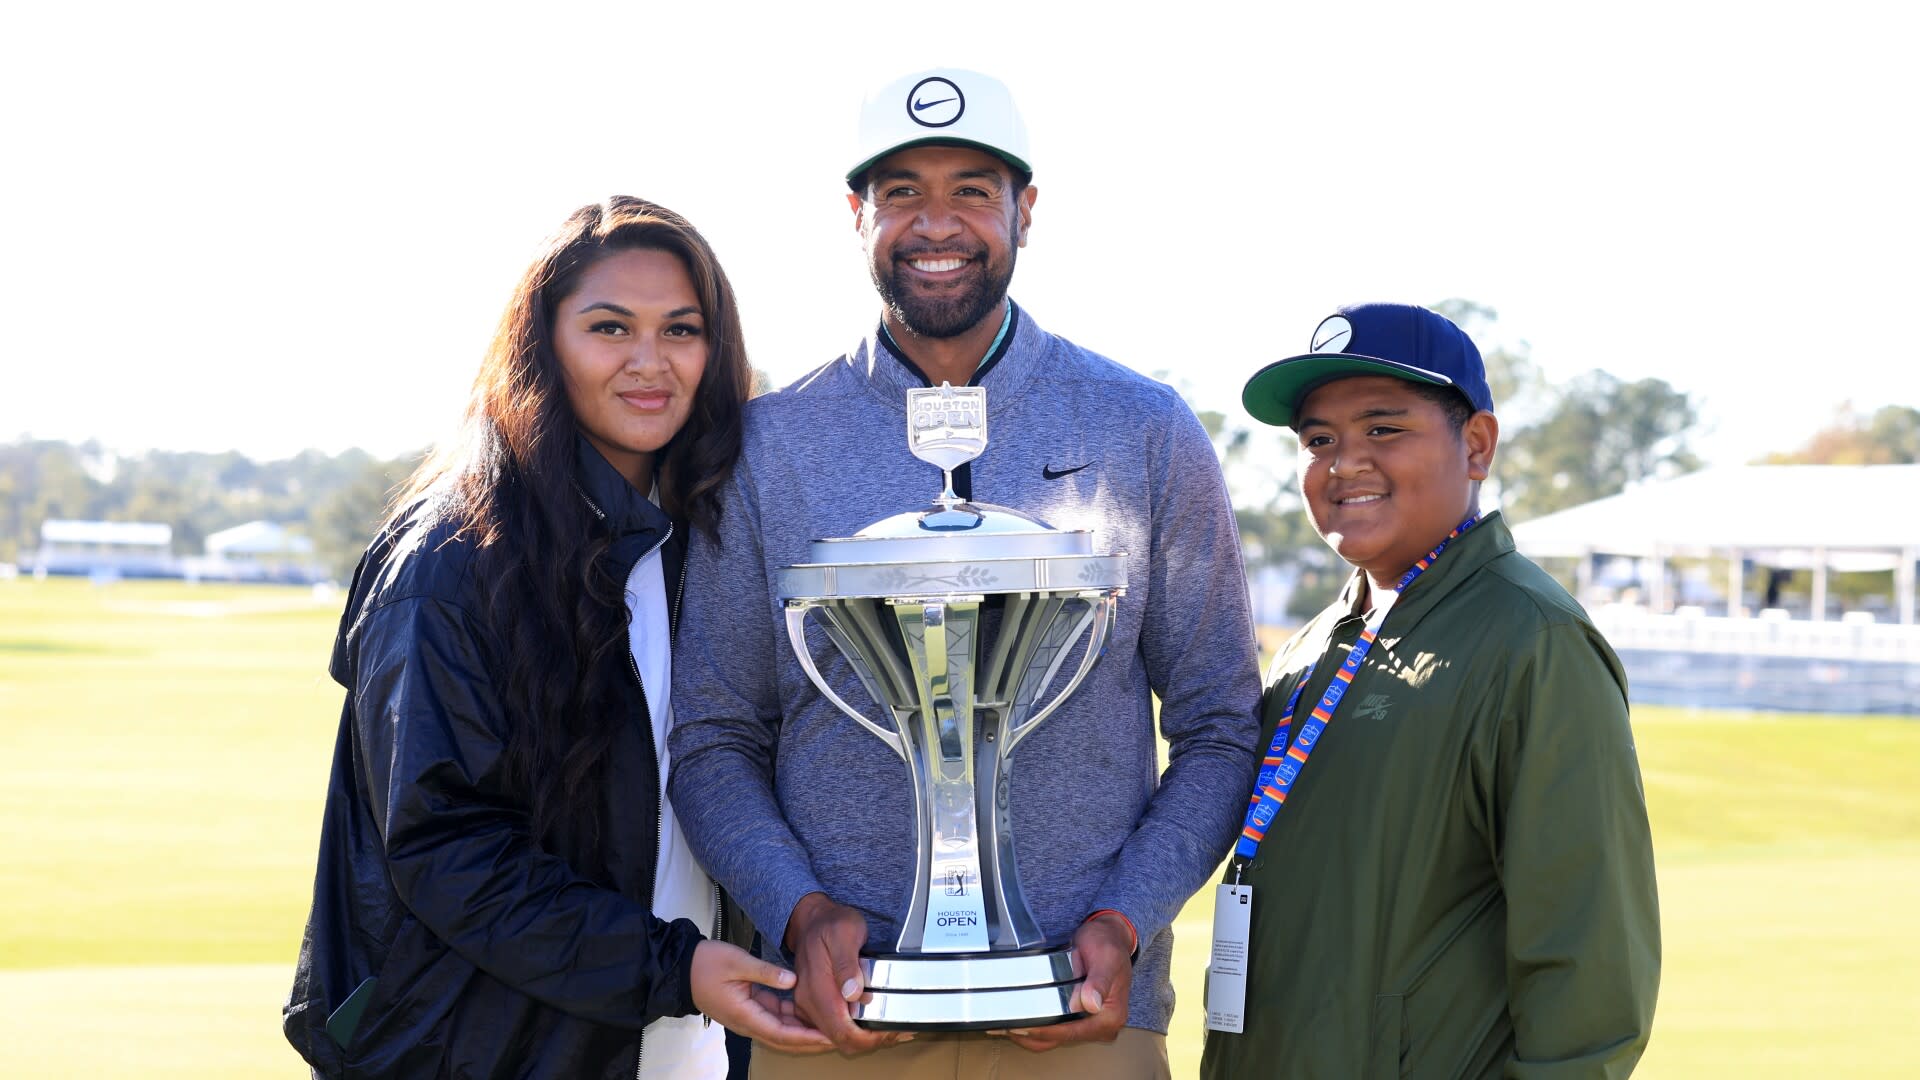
[775, 384, 1127, 1030]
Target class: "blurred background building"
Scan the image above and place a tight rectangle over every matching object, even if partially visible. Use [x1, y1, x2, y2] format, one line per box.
[1513, 464, 1920, 714]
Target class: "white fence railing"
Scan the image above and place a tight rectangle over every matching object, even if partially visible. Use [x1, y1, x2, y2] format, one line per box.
[1590, 606, 1920, 664]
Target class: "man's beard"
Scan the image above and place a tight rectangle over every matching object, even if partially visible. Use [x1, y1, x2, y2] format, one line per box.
[872, 248, 1016, 339]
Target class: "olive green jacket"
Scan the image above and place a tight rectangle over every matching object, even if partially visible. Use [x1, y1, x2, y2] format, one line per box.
[1201, 513, 1659, 1079]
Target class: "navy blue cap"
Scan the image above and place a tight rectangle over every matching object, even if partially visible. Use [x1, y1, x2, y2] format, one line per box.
[1242, 303, 1495, 429]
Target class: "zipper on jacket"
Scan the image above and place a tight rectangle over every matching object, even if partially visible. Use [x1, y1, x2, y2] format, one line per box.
[636, 673, 663, 1079]
[575, 482, 608, 522]
[627, 524, 672, 1080]
[671, 553, 688, 640]
[704, 880, 723, 1031]
[631, 635, 661, 1079]
[633, 634, 664, 1068]
[673, 553, 720, 1032]
[570, 482, 676, 1078]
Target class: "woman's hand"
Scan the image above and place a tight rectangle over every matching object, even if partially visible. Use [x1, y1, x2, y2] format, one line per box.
[688, 940, 836, 1054]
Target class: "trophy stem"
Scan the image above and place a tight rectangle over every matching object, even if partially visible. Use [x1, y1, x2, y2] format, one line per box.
[893, 600, 992, 953]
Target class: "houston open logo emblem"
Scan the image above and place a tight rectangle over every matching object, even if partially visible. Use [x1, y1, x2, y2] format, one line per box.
[907, 76, 964, 128]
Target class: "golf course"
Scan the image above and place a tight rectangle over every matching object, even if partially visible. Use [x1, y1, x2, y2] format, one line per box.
[2, 575, 1915, 1077]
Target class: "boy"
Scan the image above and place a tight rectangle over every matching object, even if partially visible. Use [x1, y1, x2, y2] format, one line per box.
[1200, 303, 1659, 1079]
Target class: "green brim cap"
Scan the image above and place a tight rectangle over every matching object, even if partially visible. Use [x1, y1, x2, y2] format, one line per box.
[1244, 305, 1491, 429]
[1241, 353, 1453, 429]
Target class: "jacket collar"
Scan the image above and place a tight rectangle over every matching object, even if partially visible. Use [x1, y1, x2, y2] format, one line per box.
[572, 434, 673, 548]
[1332, 510, 1516, 643]
[849, 299, 1043, 410]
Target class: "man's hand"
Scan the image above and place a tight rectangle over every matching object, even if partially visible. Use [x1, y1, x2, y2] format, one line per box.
[1000, 911, 1134, 1051]
[783, 892, 913, 1054]
[689, 940, 834, 1054]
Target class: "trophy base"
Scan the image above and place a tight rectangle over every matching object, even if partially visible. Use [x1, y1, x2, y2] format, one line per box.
[854, 944, 1086, 1031]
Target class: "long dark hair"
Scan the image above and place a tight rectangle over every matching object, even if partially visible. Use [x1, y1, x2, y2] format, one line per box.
[391, 196, 751, 868]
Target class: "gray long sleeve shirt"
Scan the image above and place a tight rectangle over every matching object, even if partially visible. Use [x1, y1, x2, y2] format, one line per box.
[667, 303, 1262, 1033]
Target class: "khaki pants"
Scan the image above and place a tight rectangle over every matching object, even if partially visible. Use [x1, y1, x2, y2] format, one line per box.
[750, 1028, 1169, 1080]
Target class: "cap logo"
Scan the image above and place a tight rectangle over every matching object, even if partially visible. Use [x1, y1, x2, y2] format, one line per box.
[1311, 314, 1353, 353]
[906, 76, 965, 128]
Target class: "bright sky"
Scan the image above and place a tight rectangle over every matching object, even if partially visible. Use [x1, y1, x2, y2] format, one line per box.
[3, 1, 1914, 468]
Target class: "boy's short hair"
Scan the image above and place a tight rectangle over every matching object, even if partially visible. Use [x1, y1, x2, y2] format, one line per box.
[1405, 381, 1475, 434]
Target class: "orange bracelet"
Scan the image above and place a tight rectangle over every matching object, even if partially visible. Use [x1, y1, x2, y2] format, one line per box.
[1085, 908, 1139, 955]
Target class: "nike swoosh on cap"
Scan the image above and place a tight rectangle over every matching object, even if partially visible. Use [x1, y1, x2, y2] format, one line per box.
[913, 96, 957, 111]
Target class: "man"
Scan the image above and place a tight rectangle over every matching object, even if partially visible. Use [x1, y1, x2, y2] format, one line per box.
[668, 68, 1261, 1077]
[1201, 303, 1660, 1078]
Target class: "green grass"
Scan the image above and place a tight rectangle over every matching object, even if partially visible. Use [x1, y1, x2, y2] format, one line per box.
[0, 577, 339, 1078]
[2, 576, 1918, 1077]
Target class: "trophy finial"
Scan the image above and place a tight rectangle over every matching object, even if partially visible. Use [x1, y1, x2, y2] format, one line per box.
[906, 383, 988, 522]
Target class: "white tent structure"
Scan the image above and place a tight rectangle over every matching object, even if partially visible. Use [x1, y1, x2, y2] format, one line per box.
[204, 520, 315, 559]
[1511, 465, 1920, 713]
[191, 520, 322, 583]
[1509, 465, 1920, 625]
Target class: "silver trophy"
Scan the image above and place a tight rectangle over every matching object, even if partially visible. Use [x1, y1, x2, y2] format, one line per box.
[778, 383, 1128, 1030]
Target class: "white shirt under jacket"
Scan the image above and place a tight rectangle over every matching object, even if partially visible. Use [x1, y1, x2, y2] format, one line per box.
[626, 524, 725, 1080]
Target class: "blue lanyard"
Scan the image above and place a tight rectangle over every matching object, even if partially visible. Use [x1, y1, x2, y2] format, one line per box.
[1234, 515, 1480, 865]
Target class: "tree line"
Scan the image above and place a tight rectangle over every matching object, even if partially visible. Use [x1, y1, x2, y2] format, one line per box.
[0, 441, 421, 581]
[4, 301, 1915, 586]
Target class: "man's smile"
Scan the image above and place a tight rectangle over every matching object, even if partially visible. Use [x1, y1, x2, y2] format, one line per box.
[897, 249, 980, 278]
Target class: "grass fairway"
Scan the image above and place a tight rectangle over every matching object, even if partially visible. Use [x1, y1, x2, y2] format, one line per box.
[4, 575, 1918, 1077]
[1, 577, 340, 1077]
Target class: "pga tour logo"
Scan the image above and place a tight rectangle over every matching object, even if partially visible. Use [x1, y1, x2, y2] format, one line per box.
[927, 862, 990, 947]
[907, 76, 965, 128]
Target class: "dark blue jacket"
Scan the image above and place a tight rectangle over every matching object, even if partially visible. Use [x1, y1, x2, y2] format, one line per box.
[283, 440, 720, 1079]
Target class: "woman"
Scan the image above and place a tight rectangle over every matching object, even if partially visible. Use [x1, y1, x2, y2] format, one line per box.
[283, 197, 830, 1078]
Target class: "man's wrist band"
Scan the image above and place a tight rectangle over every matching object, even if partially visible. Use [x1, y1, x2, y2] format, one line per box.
[1085, 908, 1139, 955]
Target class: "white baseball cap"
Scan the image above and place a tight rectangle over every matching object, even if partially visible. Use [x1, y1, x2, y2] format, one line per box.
[847, 68, 1032, 190]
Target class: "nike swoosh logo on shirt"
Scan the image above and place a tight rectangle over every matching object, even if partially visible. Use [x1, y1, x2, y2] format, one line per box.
[1042, 463, 1092, 480]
